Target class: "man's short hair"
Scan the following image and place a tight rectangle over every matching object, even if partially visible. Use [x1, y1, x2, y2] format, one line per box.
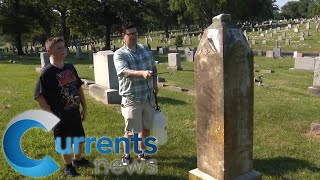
[45, 37, 64, 50]
[121, 22, 137, 34]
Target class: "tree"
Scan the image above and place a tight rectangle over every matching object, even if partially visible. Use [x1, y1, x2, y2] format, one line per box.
[281, 1, 303, 18]
[135, 0, 177, 38]
[0, 0, 36, 54]
[48, 0, 72, 47]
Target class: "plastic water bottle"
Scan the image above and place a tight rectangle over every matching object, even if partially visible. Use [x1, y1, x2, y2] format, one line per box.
[151, 110, 167, 146]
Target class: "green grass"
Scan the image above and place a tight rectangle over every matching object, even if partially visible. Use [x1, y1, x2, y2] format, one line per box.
[1, 54, 320, 179]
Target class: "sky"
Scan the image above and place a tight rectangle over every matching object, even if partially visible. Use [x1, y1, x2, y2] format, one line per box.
[276, 0, 299, 8]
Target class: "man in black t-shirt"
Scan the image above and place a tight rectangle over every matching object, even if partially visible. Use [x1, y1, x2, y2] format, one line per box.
[34, 37, 89, 177]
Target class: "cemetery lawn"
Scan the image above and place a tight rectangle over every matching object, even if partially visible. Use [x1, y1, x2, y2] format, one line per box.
[1, 54, 320, 179]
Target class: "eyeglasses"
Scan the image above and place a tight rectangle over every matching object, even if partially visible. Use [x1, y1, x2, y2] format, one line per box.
[125, 32, 138, 37]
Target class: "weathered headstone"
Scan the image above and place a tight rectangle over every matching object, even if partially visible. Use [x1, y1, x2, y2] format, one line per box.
[294, 27, 299, 33]
[0, 52, 4, 60]
[189, 14, 261, 180]
[88, 51, 93, 61]
[308, 57, 320, 95]
[64, 47, 70, 58]
[262, 40, 267, 44]
[305, 31, 309, 36]
[293, 51, 298, 58]
[257, 50, 263, 56]
[76, 47, 82, 59]
[291, 57, 316, 71]
[167, 53, 182, 70]
[266, 51, 274, 58]
[286, 39, 291, 45]
[36, 52, 50, 73]
[185, 50, 195, 62]
[159, 47, 168, 55]
[89, 50, 121, 104]
[272, 47, 281, 58]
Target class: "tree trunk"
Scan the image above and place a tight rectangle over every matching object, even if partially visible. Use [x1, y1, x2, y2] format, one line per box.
[15, 33, 24, 55]
[104, 24, 111, 50]
[165, 21, 169, 38]
[61, 10, 69, 47]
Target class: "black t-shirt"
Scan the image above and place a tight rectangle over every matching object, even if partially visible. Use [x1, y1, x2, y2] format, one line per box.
[34, 63, 83, 118]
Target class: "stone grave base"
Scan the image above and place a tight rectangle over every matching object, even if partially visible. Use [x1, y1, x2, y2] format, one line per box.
[167, 66, 183, 71]
[81, 79, 95, 89]
[289, 68, 313, 72]
[36, 67, 43, 73]
[89, 84, 121, 104]
[308, 86, 320, 96]
[189, 168, 262, 180]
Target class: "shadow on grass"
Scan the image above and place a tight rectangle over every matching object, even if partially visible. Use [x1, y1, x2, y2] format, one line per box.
[160, 155, 197, 172]
[157, 96, 187, 105]
[254, 157, 320, 178]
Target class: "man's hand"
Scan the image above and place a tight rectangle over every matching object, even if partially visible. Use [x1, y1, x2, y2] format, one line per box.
[141, 70, 153, 79]
[81, 108, 87, 122]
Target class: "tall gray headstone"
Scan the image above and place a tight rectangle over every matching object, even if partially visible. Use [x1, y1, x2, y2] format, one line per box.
[76, 47, 82, 59]
[293, 57, 316, 71]
[88, 51, 93, 61]
[308, 58, 320, 95]
[64, 47, 70, 58]
[89, 50, 121, 104]
[185, 47, 195, 62]
[36, 52, 50, 73]
[189, 14, 261, 180]
[272, 47, 281, 58]
[40, 52, 50, 68]
[266, 51, 274, 58]
[0, 52, 4, 60]
[167, 53, 182, 70]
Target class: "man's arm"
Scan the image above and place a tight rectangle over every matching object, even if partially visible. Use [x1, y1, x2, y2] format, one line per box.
[35, 95, 52, 113]
[79, 87, 87, 122]
[122, 69, 152, 79]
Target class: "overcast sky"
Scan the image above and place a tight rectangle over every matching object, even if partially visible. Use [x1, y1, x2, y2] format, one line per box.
[276, 0, 299, 8]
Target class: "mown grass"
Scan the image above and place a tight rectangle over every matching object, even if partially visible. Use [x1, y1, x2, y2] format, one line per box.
[0, 54, 320, 179]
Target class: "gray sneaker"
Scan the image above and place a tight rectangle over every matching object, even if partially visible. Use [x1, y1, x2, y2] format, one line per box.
[121, 154, 130, 166]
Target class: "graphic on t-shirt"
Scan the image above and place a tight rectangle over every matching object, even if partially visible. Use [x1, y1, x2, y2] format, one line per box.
[57, 70, 80, 110]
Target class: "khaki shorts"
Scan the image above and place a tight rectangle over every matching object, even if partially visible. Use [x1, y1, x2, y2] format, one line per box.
[121, 97, 155, 135]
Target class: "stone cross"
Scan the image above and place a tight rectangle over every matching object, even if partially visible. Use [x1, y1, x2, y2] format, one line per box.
[189, 14, 261, 180]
